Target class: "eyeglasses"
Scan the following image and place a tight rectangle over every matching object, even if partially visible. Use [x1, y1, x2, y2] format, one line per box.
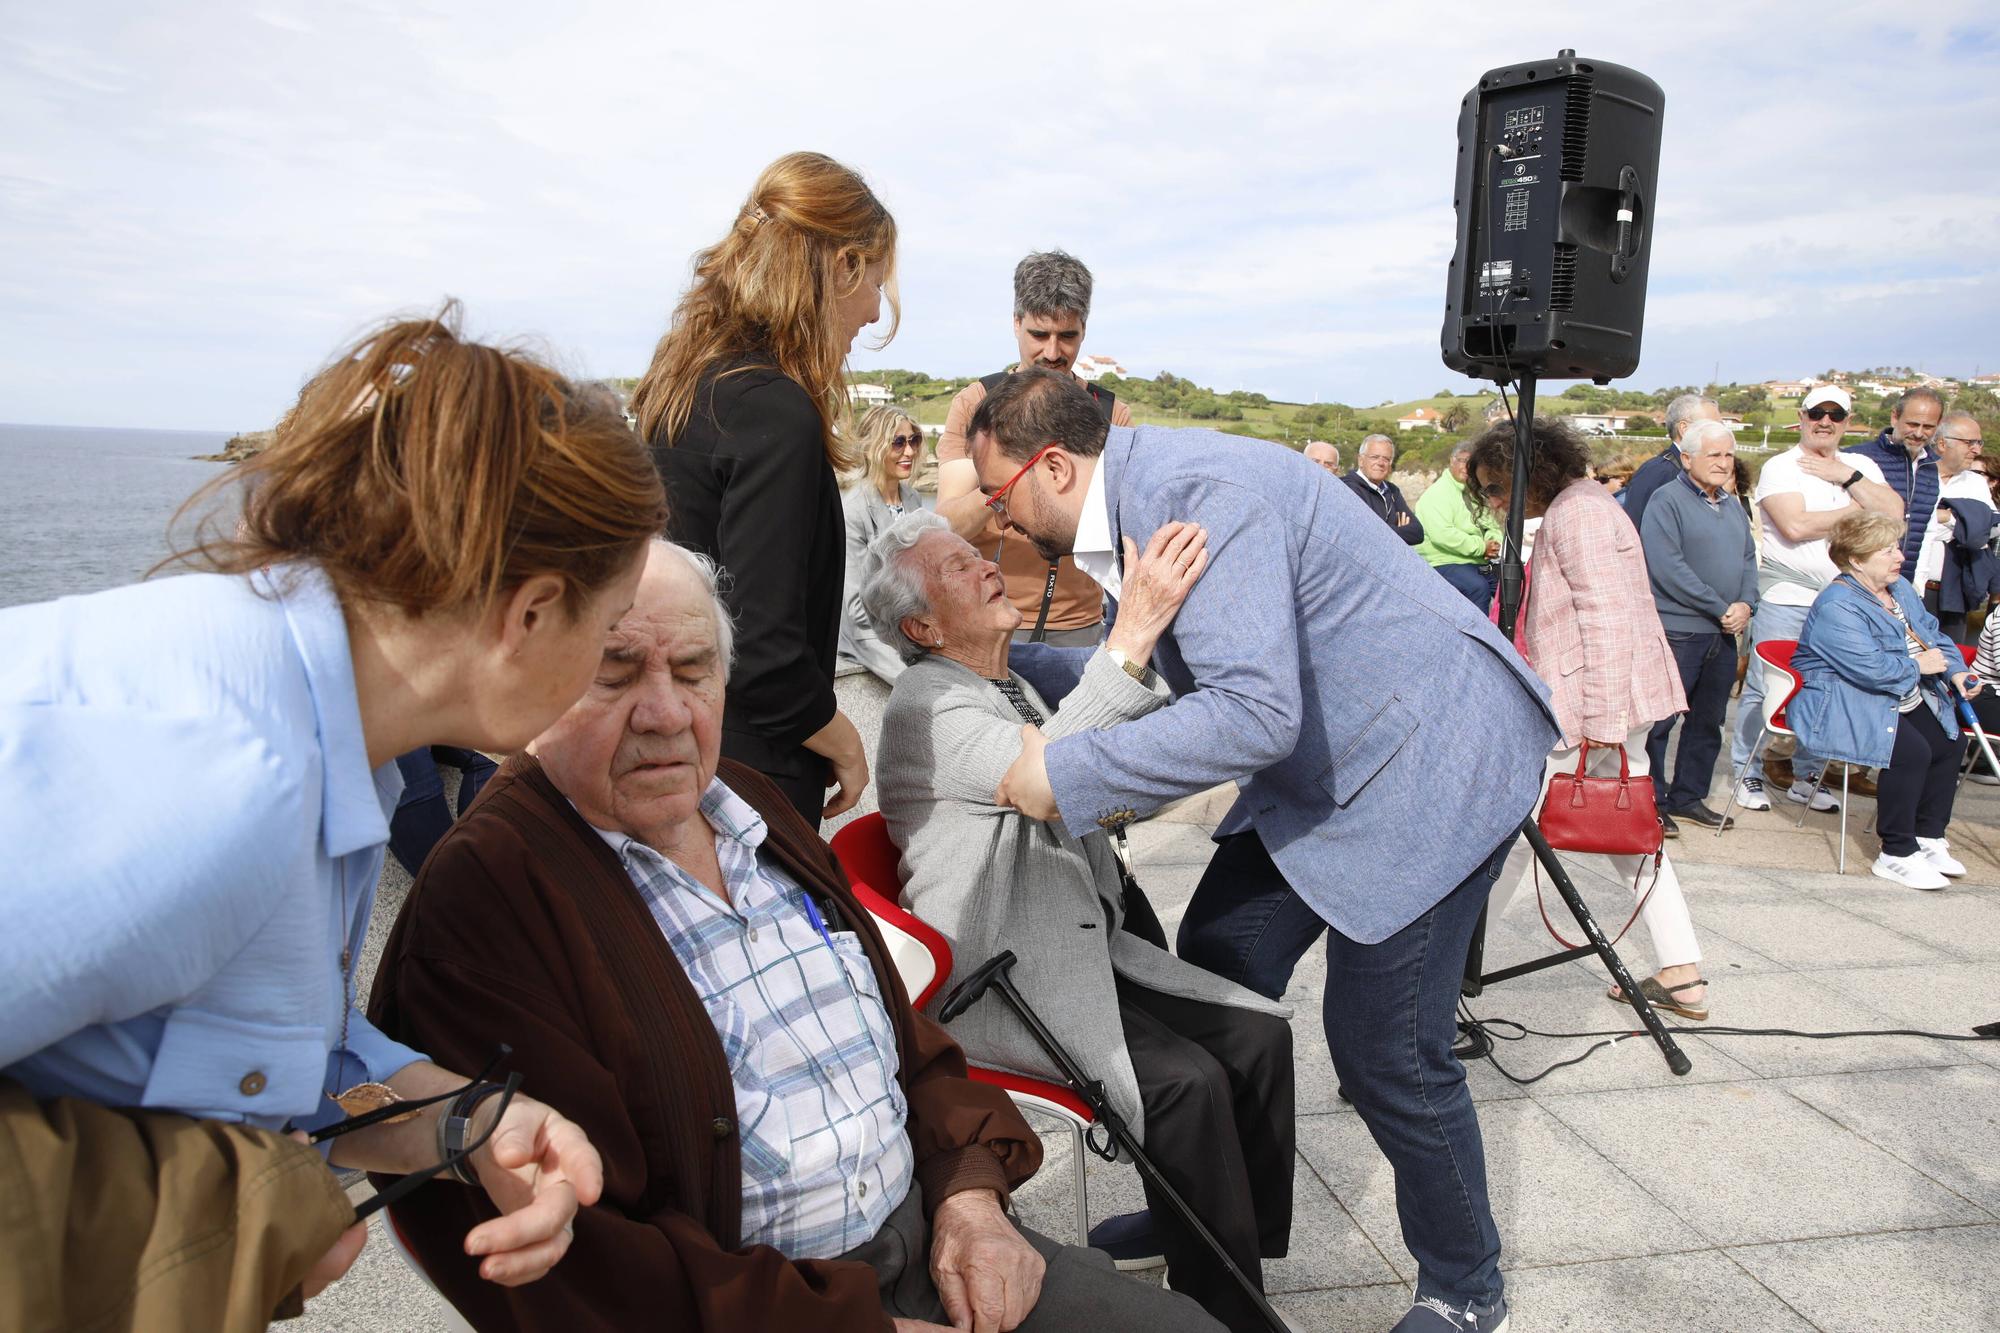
[1937, 435, 1983, 447]
[1479, 482, 1508, 498]
[889, 434, 924, 452]
[1804, 405, 1850, 423]
[984, 442, 1057, 517]
[311, 1046, 519, 1220]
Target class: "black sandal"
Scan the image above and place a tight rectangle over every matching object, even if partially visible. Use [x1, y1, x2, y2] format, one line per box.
[1609, 975, 1709, 1022]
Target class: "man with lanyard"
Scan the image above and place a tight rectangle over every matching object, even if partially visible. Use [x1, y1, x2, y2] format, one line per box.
[935, 249, 1133, 647]
[1853, 386, 1945, 578]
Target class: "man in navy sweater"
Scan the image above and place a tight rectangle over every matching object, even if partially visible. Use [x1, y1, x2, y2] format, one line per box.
[1641, 419, 1759, 828]
[1853, 386, 1945, 574]
[1342, 434, 1424, 545]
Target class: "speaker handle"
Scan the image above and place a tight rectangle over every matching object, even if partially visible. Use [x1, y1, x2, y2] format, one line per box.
[1612, 164, 1643, 282]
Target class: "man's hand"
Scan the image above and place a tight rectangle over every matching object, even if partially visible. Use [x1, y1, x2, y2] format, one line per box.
[995, 724, 1058, 821]
[892, 1322, 959, 1333]
[928, 1189, 1045, 1333]
[1796, 451, 1855, 485]
[1394, 509, 1412, 528]
[464, 1095, 603, 1286]
[1720, 602, 1753, 635]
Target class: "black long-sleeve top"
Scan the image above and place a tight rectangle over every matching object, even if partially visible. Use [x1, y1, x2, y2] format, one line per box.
[652, 362, 842, 787]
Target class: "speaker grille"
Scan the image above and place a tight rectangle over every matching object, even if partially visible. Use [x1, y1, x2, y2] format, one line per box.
[1550, 244, 1578, 309]
[1561, 75, 1592, 180]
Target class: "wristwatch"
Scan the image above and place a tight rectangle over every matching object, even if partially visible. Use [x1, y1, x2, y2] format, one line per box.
[1105, 648, 1153, 685]
[1841, 469, 1865, 490]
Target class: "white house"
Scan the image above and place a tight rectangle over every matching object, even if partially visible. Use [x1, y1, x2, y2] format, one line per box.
[1397, 407, 1443, 432]
[1763, 380, 1812, 398]
[846, 383, 894, 407]
[1565, 411, 1637, 434]
[1073, 354, 1128, 381]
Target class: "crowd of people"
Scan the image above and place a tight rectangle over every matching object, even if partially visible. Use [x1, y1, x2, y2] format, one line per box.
[1, 147, 1993, 1333]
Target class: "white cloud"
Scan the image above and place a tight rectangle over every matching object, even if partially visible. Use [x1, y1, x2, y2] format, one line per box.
[1, 0, 1996, 428]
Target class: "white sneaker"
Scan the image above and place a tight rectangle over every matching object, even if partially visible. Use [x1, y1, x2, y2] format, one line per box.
[1917, 837, 1967, 877]
[1735, 777, 1771, 811]
[1787, 779, 1840, 812]
[1873, 851, 1950, 891]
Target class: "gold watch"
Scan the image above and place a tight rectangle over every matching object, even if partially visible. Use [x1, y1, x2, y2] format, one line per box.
[1106, 647, 1152, 684]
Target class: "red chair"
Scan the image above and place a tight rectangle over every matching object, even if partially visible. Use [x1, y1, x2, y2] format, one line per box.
[1719, 639, 1856, 868]
[1955, 643, 1999, 792]
[830, 813, 1095, 1243]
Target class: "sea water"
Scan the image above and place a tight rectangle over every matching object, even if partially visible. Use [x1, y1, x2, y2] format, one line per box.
[0, 424, 231, 609]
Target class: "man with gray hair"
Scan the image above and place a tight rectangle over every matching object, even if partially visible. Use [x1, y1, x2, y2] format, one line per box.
[934, 250, 1135, 649]
[1640, 420, 1757, 829]
[1913, 409, 1990, 643]
[1414, 440, 1502, 607]
[372, 539, 1220, 1333]
[1342, 435, 1424, 545]
[1302, 440, 1341, 475]
[1622, 392, 1723, 534]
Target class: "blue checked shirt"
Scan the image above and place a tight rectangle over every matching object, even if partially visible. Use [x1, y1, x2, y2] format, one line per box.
[590, 780, 913, 1259]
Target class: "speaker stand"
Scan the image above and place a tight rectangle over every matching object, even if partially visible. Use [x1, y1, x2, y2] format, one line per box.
[1458, 372, 1692, 1077]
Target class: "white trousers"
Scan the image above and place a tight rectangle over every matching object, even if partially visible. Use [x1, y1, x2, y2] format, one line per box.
[1493, 724, 1703, 970]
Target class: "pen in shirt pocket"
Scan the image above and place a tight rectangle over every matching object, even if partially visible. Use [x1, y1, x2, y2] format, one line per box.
[800, 892, 838, 948]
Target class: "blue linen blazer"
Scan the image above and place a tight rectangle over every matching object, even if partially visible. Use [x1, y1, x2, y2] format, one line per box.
[1790, 575, 1960, 769]
[1040, 426, 1560, 944]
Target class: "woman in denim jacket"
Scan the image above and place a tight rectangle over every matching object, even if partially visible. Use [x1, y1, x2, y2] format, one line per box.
[1791, 512, 1983, 890]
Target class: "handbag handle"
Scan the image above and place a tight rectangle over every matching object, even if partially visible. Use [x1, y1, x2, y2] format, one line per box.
[1568, 741, 1635, 810]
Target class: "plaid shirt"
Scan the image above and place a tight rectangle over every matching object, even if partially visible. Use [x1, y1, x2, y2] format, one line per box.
[591, 780, 912, 1259]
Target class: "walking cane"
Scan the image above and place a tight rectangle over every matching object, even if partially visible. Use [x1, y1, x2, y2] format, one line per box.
[939, 951, 1291, 1333]
[1945, 674, 2000, 777]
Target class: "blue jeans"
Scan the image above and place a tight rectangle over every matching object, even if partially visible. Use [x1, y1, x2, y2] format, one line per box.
[1179, 830, 1514, 1309]
[1434, 561, 1497, 610]
[389, 746, 498, 874]
[1731, 600, 1824, 783]
[1647, 629, 1738, 808]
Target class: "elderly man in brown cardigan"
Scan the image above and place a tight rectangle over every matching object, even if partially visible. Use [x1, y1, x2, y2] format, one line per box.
[369, 541, 1219, 1333]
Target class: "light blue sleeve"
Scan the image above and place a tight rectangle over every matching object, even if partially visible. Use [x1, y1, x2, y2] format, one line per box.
[1042, 478, 1304, 839]
[0, 705, 301, 1067]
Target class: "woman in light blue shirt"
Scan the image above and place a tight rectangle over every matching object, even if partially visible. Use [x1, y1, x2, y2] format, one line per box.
[0, 308, 665, 1295]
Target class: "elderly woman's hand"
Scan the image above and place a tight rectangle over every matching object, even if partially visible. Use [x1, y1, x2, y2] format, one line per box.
[1104, 522, 1209, 667]
[1916, 646, 1949, 676]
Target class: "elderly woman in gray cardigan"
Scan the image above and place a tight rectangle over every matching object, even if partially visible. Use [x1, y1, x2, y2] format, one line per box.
[860, 511, 1294, 1333]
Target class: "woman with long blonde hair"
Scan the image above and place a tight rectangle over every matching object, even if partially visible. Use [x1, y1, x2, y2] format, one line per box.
[840, 406, 931, 683]
[632, 151, 896, 826]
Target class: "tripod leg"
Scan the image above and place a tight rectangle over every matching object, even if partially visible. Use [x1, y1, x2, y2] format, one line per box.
[1522, 820, 1693, 1076]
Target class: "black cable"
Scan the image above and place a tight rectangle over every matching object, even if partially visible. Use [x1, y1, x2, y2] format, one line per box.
[1457, 1002, 1998, 1086]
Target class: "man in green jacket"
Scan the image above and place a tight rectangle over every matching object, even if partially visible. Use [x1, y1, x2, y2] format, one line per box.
[1415, 441, 1503, 607]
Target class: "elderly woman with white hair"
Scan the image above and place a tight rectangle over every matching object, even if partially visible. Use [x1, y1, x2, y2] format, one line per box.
[861, 511, 1296, 1333]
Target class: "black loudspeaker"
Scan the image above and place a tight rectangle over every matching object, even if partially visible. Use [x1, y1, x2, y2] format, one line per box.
[1441, 51, 1664, 384]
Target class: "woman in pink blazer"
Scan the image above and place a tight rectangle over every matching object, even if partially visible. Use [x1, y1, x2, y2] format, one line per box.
[1465, 419, 1710, 1020]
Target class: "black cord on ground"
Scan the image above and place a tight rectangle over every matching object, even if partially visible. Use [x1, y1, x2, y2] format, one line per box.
[1457, 1002, 1999, 1085]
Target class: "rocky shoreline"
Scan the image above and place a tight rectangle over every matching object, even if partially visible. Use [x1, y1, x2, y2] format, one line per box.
[194, 430, 270, 463]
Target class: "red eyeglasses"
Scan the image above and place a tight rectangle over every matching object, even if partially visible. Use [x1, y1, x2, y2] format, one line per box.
[984, 443, 1057, 517]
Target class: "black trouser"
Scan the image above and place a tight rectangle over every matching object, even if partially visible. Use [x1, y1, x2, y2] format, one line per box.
[764, 768, 827, 831]
[1647, 629, 1737, 809]
[1877, 704, 1966, 856]
[1921, 584, 1971, 647]
[1117, 978, 1295, 1333]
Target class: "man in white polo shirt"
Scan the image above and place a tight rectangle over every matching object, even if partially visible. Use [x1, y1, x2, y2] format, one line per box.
[1731, 384, 1905, 811]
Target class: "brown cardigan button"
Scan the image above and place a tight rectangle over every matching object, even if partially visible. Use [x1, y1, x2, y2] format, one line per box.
[239, 1072, 267, 1096]
[711, 1117, 733, 1139]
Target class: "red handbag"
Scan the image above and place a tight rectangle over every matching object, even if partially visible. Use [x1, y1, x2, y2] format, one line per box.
[1532, 742, 1665, 950]
[1537, 742, 1664, 856]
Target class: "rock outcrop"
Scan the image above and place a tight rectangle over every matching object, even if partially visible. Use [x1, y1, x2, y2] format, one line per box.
[195, 430, 272, 463]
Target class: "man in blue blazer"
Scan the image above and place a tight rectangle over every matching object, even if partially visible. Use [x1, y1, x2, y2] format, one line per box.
[972, 370, 1557, 1333]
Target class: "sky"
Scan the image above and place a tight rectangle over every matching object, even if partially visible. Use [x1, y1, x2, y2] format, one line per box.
[2, 1, 1997, 431]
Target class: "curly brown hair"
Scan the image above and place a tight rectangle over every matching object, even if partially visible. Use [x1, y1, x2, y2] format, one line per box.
[1463, 416, 1594, 519]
